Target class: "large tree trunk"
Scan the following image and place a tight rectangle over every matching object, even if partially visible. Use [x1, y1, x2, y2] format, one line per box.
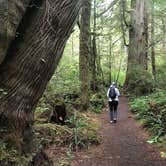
[108, 35, 112, 83]
[91, 0, 98, 91]
[0, 0, 82, 154]
[125, 0, 148, 88]
[161, 17, 166, 49]
[151, 0, 156, 81]
[96, 35, 104, 86]
[79, 0, 91, 111]
[0, 0, 31, 64]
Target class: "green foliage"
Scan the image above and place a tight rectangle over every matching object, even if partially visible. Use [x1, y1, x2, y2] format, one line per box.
[35, 110, 101, 152]
[130, 90, 166, 142]
[47, 57, 80, 95]
[103, 65, 126, 87]
[130, 97, 150, 113]
[127, 67, 154, 96]
[35, 106, 50, 114]
[66, 111, 101, 151]
[35, 123, 74, 147]
[90, 91, 106, 113]
[0, 141, 31, 165]
[153, 0, 166, 10]
[66, 111, 87, 151]
[156, 63, 166, 89]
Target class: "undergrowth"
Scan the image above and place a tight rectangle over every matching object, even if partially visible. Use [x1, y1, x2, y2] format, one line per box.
[35, 110, 101, 150]
[0, 141, 32, 166]
[34, 109, 101, 165]
[89, 90, 106, 113]
[129, 89, 166, 145]
[0, 110, 101, 165]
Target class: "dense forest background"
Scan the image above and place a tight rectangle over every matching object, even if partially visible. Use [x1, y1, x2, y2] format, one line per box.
[0, 0, 165, 165]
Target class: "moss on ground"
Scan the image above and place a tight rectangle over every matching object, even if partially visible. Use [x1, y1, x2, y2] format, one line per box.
[34, 111, 101, 165]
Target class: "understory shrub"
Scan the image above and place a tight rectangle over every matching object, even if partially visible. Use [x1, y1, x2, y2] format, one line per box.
[126, 67, 154, 96]
[0, 141, 32, 166]
[156, 63, 166, 90]
[130, 89, 166, 142]
[35, 110, 101, 151]
[90, 91, 106, 113]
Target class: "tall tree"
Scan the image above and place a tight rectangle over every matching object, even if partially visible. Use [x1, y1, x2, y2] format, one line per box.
[108, 35, 112, 83]
[0, 0, 82, 153]
[161, 17, 165, 49]
[125, 0, 149, 89]
[0, 0, 31, 64]
[91, 0, 98, 91]
[79, 0, 92, 110]
[151, 0, 156, 81]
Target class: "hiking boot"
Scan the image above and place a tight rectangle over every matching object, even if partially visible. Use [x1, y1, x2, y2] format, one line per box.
[114, 119, 117, 123]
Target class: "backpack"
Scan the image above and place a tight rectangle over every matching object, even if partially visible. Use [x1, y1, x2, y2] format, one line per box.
[109, 87, 116, 100]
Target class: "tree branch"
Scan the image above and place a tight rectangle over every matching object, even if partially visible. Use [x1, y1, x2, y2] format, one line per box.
[146, 39, 163, 50]
[96, 0, 119, 18]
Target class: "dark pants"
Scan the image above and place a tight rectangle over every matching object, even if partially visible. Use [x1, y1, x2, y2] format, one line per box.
[108, 101, 118, 121]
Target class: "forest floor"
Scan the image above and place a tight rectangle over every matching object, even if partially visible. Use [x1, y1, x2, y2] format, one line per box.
[71, 97, 166, 166]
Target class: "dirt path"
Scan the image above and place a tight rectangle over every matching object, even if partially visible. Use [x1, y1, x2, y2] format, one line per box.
[71, 97, 166, 166]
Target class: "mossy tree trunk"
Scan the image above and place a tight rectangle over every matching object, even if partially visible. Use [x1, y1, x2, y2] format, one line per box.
[79, 0, 92, 110]
[125, 0, 149, 89]
[91, 0, 98, 91]
[151, 0, 156, 81]
[0, 0, 82, 154]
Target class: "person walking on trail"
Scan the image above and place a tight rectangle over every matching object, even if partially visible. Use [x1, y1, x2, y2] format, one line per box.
[107, 82, 120, 123]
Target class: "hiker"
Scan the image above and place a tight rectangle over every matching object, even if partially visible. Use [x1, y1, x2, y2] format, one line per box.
[107, 82, 120, 123]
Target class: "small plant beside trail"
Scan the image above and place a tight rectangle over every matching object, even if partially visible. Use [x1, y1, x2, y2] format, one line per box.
[90, 91, 107, 114]
[129, 89, 166, 146]
[67, 111, 88, 151]
[34, 105, 101, 165]
[68, 112, 86, 151]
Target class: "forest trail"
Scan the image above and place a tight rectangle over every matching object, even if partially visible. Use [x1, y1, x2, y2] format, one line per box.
[71, 97, 166, 166]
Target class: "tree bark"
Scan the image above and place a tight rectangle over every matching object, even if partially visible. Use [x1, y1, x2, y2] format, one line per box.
[0, 0, 31, 64]
[79, 0, 91, 110]
[125, 0, 149, 88]
[161, 17, 166, 49]
[91, 0, 98, 91]
[108, 35, 112, 83]
[151, 0, 156, 81]
[97, 36, 105, 86]
[0, 0, 82, 154]
[116, 44, 123, 84]
[120, 0, 129, 47]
